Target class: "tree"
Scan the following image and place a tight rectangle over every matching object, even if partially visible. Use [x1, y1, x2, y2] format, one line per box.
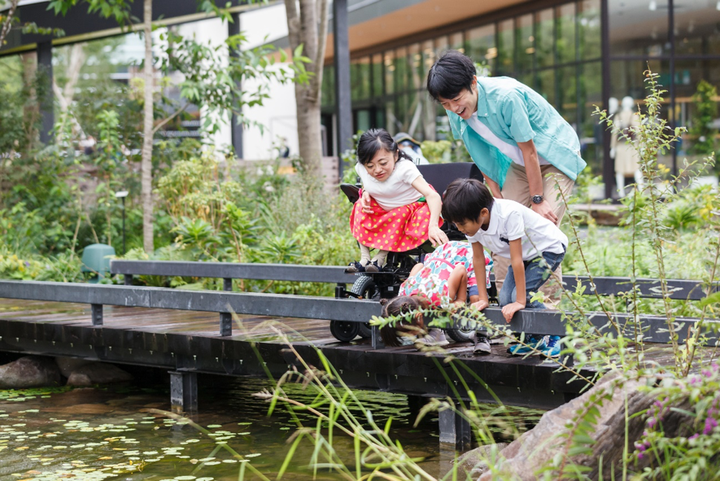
[141, 0, 153, 252]
[284, 0, 328, 175]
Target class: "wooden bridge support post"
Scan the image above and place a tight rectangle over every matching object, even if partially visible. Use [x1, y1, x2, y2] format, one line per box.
[170, 371, 198, 415]
[91, 304, 103, 326]
[438, 404, 471, 451]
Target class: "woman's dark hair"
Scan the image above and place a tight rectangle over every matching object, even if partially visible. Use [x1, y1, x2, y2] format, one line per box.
[441, 178, 495, 224]
[357, 128, 413, 165]
[379, 296, 428, 347]
[426, 50, 477, 101]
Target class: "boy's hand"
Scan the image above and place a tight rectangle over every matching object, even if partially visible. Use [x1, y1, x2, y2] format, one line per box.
[471, 299, 489, 311]
[501, 302, 525, 323]
[428, 226, 449, 246]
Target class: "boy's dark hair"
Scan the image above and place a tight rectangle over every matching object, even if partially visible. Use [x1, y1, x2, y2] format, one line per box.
[379, 296, 426, 347]
[441, 178, 494, 224]
[426, 50, 477, 101]
[357, 128, 412, 165]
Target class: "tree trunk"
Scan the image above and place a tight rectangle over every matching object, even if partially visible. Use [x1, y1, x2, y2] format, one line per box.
[141, 0, 154, 253]
[284, 0, 327, 176]
[0, 0, 20, 47]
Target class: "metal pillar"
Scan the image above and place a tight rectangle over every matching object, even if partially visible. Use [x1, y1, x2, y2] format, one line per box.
[600, 0, 613, 200]
[333, 0, 352, 176]
[37, 41, 54, 144]
[170, 371, 198, 414]
[228, 12, 243, 159]
[439, 406, 472, 451]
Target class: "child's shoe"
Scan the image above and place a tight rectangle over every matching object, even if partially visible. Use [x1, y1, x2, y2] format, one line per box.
[541, 335, 562, 358]
[507, 335, 547, 356]
[415, 328, 450, 348]
[364, 260, 383, 273]
[345, 261, 366, 273]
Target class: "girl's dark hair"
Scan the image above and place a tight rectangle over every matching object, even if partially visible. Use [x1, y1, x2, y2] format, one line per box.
[357, 128, 413, 165]
[379, 296, 428, 347]
[427, 50, 477, 101]
[441, 178, 495, 224]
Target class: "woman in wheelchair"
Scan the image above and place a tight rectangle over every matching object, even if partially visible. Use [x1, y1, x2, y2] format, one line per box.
[347, 128, 448, 273]
[379, 240, 492, 348]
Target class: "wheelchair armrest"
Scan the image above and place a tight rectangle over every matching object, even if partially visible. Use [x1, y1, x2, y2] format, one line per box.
[340, 183, 361, 204]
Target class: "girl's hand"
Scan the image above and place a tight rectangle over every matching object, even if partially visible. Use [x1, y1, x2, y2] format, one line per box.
[361, 192, 373, 213]
[428, 226, 449, 246]
[471, 299, 489, 311]
[501, 302, 525, 323]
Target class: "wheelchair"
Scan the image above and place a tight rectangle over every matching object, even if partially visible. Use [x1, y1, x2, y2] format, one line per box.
[331, 162, 494, 343]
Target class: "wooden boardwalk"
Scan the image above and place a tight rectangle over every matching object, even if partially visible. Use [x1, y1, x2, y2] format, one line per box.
[0, 298, 679, 410]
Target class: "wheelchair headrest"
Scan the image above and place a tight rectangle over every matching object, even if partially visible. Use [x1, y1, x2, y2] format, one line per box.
[417, 163, 484, 197]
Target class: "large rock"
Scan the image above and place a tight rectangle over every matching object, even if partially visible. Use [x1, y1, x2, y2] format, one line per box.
[0, 356, 62, 388]
[457, 372, 691, 480]
[66, 362, 133, 386]
[56, 357, 92, 378]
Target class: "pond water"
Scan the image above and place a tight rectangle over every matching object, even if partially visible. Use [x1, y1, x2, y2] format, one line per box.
[0, 366, 544, 480]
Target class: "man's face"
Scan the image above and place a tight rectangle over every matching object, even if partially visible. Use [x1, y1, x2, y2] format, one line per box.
[437, 79, 478, 120]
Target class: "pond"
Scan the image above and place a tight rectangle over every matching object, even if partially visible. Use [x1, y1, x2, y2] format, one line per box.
[0, 365, 544, 480]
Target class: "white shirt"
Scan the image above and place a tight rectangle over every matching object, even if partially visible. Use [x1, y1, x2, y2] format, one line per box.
[355, 160, 423, 211]
[466, 112, 550, 167]
[467, 198, 567, 260]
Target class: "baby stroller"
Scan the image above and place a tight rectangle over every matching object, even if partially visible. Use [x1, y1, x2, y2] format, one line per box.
[331, 162, 493, 343]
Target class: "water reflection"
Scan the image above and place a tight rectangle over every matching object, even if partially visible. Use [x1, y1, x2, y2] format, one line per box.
[0, 370, 544, 480]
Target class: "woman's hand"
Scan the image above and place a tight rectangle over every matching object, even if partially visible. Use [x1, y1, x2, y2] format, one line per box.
[471, 298, 489, 311]
[361, 191, 373, 213]
[428, 225, 449, 246]
[501, 302, 525, 323]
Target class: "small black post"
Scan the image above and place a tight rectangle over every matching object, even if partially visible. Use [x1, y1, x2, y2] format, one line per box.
[371, 324, 381, 349]
[123, 274, 133, 286]
[438, 405, 471, 451]
[121, 196, 126, 256]
[170, 371, 198, 414]
[220, 278, 233, 336]
[333, 0, 352, 175]
[223, 278, 233, 292]
[91, 304, 103, 326]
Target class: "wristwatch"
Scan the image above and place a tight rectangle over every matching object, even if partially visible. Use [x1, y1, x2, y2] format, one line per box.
[532, 195, 544, 205]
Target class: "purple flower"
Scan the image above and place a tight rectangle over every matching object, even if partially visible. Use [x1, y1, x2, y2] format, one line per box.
[24, 261, 30, 267]
[637, 452, 644, 460]
[689, 433, 700, 440]
[703, 417, 718, 435]
[703, 369, 713, 378]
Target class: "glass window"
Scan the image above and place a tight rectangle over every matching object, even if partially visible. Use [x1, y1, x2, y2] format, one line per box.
[556, 3, 576, 64]
[466, 24, 496, 75]
[674, 2, 720, 56]
[384, 51, 394, 95]
[608, 0, 667, 57]
[537, 69, 556, 106]
[579, 61, 604, 174]
[516, 14, 534, 71]
[385, 100, 397, 136]
[497, 19, 515, 75]
[372, 53, 383, 99]
[408, 43, 423, 91]
[421, 40, 435, 85]
[394, 47, 408, 94]
[350, 57, 371, 102]
[321, 64, 335, 108]
[557, 65, 578, 127]
[579, 0, 602, 60]
[450, 32, 464, 52]
[436, 36, 449, 58]
[355, 109, 371, 132]
[421, 92, 437, 141]
[536, 8, 554, 68]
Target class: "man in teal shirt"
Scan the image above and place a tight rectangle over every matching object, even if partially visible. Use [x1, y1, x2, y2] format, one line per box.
[427, 51, 586, 305]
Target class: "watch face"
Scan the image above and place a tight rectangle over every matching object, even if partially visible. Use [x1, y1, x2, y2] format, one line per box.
[532, 195, 543, 204]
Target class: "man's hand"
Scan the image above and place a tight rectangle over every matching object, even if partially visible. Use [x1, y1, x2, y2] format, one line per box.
[428, 226, 449, 247]
[531, 201, 558, 225]
[501, 302, 525, 323]
[361, 192, 373, 213]
[471, 298, 489, 311]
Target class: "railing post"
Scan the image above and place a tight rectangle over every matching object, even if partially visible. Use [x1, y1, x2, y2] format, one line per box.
[91, 304, 103, 326]
[123, 274, 133, 286]
[223, 278, 233, 292]
[371, 324, 381, 349]
[170, 370, 198, 414]
[219, 278, 233, 336]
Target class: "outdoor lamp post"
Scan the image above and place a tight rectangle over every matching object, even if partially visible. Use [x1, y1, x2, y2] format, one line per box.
[115, 191, 129, 255]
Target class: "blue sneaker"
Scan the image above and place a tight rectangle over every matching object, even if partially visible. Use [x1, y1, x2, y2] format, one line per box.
[541, 335, 562, 358]
[507, 335, 547, 356]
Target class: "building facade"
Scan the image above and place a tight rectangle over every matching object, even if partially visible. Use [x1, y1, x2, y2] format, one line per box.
[321, 0, 720, 197]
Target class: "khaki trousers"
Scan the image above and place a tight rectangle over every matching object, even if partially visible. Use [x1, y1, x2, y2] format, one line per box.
[492, 163, 574, 307]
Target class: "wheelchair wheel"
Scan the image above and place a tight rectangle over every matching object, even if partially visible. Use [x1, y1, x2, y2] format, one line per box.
[445, 314, 477, 343]
[350, 275, 380, 338]
[330, 321, 360, 342]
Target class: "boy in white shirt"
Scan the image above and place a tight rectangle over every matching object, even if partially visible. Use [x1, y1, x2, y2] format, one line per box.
[441, 178, 567, 357]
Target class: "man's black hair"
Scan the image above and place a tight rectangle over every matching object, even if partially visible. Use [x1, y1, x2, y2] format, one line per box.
[442, 178, 494, 224]
[426, 50, 476, 101]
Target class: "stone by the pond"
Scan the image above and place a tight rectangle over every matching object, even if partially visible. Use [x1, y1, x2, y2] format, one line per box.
[66, 363, 133, 386]
[56, 357, 92, 378]
[456, 443, 507, 478]
[0, 356, 62, 388]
